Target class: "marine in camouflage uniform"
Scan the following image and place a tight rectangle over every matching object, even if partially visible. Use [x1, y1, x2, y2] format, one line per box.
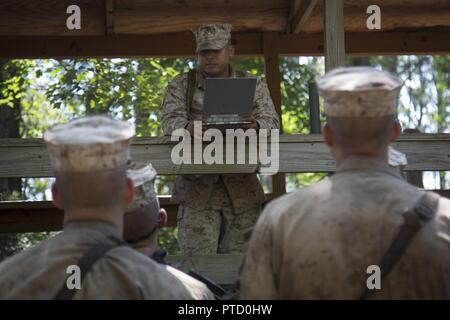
[0, 116, 210, 300]
[123, 162, 214, 299]
[161, 23, 280, 255]
[239, 67, 450, 299]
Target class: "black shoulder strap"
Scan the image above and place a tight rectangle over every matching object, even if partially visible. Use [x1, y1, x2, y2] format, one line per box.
[54, 241, 126, 300]
[186, 69, 196, 119]
[360, 192, 440, 299]
[150, 249, 168, 265]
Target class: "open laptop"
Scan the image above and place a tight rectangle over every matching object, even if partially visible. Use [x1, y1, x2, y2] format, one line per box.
[203, 77, 257, 125]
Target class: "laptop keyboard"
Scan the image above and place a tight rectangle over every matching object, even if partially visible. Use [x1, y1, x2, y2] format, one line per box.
[206, 114, 242, 124]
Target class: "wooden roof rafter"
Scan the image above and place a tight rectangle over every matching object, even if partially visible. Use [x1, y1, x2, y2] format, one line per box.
[0, 0, 449, 58]
[290, 0, 319, 34]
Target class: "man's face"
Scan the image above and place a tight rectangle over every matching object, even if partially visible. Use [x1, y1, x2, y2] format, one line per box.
[197, 44, 235, 77]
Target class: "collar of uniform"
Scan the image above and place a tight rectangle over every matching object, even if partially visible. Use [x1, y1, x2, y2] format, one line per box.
[196, 64, 236, 90]
[63, 220, 122, 240]
[335, 156, 403, 180]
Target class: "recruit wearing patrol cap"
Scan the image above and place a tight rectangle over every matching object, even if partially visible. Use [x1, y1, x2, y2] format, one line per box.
[126, 162, 157, 213]
[316, 67, 402, 117]
[124, 162, 158, 242]
[44, 115, 135, 172]
[192, 23, 232, 53]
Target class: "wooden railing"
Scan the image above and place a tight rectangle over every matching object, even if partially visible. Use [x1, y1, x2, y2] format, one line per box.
[1, 134, 449, 177]
[0, 133, 449, 284]
[1, 133, 449, 233]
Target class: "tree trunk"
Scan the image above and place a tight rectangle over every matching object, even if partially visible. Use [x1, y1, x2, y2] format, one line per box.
[0, 101, 22, 198]
[0, 60, 23, 260]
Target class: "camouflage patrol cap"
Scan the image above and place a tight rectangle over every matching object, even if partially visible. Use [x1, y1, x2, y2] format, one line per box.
[44, 115, 135, 172]
[123, 162, 159, 243]
[192, 23, 232, 52]
[316, 67, 402, 117]
[126, 162, 157, 213]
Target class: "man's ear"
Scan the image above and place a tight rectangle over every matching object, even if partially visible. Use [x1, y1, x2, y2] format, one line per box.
[323, 123, 333, 147]
[124, 177, 135, 205]
[51, 182, 64, 210]
[158, 208, 168, 228]
[391, 120, 401, 142]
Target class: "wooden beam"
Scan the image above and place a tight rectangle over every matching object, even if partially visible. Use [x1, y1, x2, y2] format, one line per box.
[114, 0, 288, 35]
[2, 0, 450, 36]
[323, 0, 345, 70]
[165, 254, 243, 285]
[263, 31, 286, 196]
[0, 33, 262, 58]
[105, 0, 114, 35]
[0, 134, 449, 178]
[1, 31, 450, 58]
[291, 0, 319, 34]
[0, 197, 177, 233]
[0, 193, 278, 234]
[0, 0, 106, 36]
[277, 31, 450, 56]
[0, 0, 289, 36]
[0, 201, 63, 233]
[292, 3, 450, 33]
[2, 190, 450, 234]
[286, 0, 297, 34]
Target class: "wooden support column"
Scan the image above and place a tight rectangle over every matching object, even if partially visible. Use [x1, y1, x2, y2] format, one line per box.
[308, 82, 321, 134]
[263, 31, 286, 196]
[323, 0, 345, 71]
[105, 0, 114, 35]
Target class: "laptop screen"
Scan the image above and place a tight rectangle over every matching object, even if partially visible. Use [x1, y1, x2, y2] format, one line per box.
[203, 78, 257, 117]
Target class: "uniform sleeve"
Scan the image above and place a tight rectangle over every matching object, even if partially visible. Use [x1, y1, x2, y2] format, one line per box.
[252, 78, 280, 130]
[161, 74, 190, 135]
[239, 207, 279, 299]
[165, 265, 215, 300]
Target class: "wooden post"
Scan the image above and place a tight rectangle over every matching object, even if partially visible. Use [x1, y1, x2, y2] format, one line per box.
[308, 82, 321, 134]
[263, 32, 286, 196]
[323, 0, 345, 71]
[403, 128, 424, 188]
[105, 0, 114, 35]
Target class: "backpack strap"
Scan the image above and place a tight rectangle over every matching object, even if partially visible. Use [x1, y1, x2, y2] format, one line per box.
[54, 240, 126, 300]
[360, 192, 440, 299]
[186, 69, 196, 119]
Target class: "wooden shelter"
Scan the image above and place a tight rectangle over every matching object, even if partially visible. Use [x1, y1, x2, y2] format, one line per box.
[1, 0, 449, 282]
[1, 0, 450, 58]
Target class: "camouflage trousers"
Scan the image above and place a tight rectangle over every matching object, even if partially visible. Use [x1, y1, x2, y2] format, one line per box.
[177, 179, 261, 255]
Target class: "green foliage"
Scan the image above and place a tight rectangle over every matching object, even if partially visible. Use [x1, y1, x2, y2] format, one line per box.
[0, 60, 34, 108]
[41, 58, 195, 135]
[0, 232, 57, 262]
[350, 55, 449, 133]
[1, 55, 449, 256]
[157, 227, 180, 255]
[280, 57, 324, 135]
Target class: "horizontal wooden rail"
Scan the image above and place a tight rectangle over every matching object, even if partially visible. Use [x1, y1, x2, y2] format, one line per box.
[0, 196, 177, 233]
[0, 134, 449, 178]
[165, 254, 243, 285]
[1, 31, 450, 58]
[1, 191, 449, 234]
